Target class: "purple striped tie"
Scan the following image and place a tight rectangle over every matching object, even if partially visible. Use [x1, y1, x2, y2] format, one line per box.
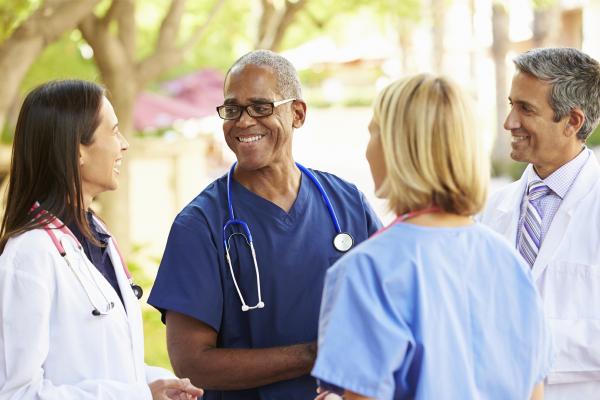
[518, 180, 551, 267]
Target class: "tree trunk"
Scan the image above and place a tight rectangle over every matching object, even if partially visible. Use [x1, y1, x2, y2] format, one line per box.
[95, 64, 138, 252]
[431, 0, 445, 73]
[469, 0, 478, 97]
[558, 8, 582, 48]
[79, 0, 224, 254]
[255, 0, 307, 51]
[491, 2, 510, 173]
[397, 17, 417, 75]
[0, 0, 100, 129]
[533, 3, 560, 47]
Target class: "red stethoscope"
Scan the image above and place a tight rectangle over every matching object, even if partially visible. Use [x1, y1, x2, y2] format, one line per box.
[32, 204, 143, 316]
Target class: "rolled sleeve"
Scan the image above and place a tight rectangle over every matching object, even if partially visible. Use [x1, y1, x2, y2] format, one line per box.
[148, 213, 223, 332]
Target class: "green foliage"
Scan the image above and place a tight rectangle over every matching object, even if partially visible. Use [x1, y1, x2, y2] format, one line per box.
[588, 125, 600, 148]
[138, 0, 251, 79]
[0, 0, 40, 40]
[143, 307, 172, 370]
[492, 159, 527, 180]
[369, 0, 423, 20]
[127, 246, 172, 370]
[22, 32, 98, 92]
[278, 0, 422, 51]
[531, 0, 557, 10]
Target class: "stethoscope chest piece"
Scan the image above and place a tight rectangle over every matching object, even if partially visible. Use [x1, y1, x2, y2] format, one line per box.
[333, 232, 354, 252]
[131, 284, 143, 300]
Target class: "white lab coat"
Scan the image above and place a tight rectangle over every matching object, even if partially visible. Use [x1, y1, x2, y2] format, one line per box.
[0, 223, 174, 399]
[480, 151, 600, 399]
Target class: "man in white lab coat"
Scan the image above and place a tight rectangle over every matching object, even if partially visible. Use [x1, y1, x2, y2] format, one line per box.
[480, 47, 600, 399]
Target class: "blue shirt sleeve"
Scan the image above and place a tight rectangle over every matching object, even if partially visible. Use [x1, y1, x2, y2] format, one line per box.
[148, 212, 223, 331]
[312, 251, 412, 399]
[359, 191, 383, 236]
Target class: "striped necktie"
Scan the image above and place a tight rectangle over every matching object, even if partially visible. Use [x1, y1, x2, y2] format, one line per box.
[518, 180, 551, 267]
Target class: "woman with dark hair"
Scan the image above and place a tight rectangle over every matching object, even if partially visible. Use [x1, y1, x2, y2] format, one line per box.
[0, 80, 203, 400]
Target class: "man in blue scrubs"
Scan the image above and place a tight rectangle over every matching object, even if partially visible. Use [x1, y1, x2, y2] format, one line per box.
[148, 50, 381, 400]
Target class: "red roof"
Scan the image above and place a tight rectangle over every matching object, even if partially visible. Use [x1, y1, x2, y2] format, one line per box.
[134, 69, 225, 131]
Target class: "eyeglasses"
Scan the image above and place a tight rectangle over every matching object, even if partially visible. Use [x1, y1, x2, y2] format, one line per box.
[216, 98, 295, 120]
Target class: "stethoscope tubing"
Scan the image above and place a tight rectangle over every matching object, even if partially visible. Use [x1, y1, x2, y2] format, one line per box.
[223, 162, 350, 312]
[295, 163, 342, 234]
[225, 162, 343, 234]
[31, 204, 142, 316]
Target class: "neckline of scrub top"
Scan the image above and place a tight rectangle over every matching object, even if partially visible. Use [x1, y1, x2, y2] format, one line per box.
[389, 220, 478, 233]
[230, 170, 310, 227]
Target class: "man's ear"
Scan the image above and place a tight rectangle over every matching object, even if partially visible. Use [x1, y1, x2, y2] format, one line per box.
[291, 100, 307, 129]
[565, 108, 585, 139]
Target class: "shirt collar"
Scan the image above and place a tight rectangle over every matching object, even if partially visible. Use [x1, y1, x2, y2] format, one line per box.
[86, 212, 111, 243]
[527, 147, 590, 199]
[67, 211, 111, 245]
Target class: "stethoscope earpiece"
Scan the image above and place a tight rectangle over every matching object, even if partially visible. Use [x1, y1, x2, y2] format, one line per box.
[240, 301, 265, 312]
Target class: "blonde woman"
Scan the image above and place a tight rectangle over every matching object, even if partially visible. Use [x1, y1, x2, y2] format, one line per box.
[311, 74, 552, 400]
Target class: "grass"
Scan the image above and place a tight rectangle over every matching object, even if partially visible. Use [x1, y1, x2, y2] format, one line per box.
[143, 305, 173, 370]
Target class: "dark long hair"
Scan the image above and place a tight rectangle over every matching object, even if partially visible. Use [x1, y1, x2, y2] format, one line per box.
[0, 80, 105, 253]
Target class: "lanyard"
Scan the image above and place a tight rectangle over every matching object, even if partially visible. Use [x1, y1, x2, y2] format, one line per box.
[372, 206, 442, 237]
[30, 203, 142, 301]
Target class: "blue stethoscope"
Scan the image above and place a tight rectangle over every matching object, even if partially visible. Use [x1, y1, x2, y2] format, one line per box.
[223, 162, 354, 312]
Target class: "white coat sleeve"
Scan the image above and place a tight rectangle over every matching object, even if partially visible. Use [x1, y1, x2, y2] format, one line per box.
[0, 261, 152, 400]
[145, 365, 176, 382]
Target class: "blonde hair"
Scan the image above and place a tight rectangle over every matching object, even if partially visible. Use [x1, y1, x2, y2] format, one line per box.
[373, 74, 488, 216]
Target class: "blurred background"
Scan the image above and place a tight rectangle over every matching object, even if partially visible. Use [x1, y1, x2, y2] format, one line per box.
[1, 0, 599, 369]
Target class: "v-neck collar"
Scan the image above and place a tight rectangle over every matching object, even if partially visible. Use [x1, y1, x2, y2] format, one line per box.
[231, 170, 310, 227]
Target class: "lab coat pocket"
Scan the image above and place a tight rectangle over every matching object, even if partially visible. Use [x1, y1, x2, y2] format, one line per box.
[546, 318, 600, 383]
[543, 261, 600, 382]
[543, 261, 600, 319]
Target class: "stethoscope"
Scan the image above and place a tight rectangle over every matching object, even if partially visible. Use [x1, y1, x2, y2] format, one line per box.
[223, 162, 354, 312]
[33, 205, 143, 316]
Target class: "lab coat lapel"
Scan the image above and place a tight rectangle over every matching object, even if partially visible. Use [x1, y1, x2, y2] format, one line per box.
[489, 166, 531, 245]
[93, 215, 146, 382]
[532, 154, 600, 280]
[106, 237, 146, 381]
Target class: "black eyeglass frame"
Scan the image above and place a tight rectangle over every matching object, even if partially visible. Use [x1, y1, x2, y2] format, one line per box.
[216, 98, 296, 120]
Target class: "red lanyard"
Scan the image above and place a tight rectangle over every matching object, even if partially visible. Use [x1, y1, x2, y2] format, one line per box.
[30, 203, 132, 280]
[372, 206, 442, 237]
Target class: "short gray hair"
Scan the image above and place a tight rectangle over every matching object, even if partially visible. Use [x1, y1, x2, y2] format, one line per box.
[514, 47, 600, 141]
[226, 49, 302, 99]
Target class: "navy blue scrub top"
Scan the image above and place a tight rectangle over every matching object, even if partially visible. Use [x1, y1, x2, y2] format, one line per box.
[149, 168, 382, 400]
[68, 212, 124, 306]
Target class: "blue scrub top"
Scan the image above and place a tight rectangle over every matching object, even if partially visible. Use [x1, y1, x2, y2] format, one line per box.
[312, 222, 553, 400]
[148, 168, 381, 400]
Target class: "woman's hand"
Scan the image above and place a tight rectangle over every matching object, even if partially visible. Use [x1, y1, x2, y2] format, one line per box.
[149, 378, 204, 400]
[315, 386, 343, 400]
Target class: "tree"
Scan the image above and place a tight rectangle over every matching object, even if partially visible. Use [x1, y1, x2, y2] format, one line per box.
[78, 0, 226, 252]
[490, 1, 510, 171]
[255, 0, 308, 50]
[0, 0, 100, 130]
[431, 0, 445, 73]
